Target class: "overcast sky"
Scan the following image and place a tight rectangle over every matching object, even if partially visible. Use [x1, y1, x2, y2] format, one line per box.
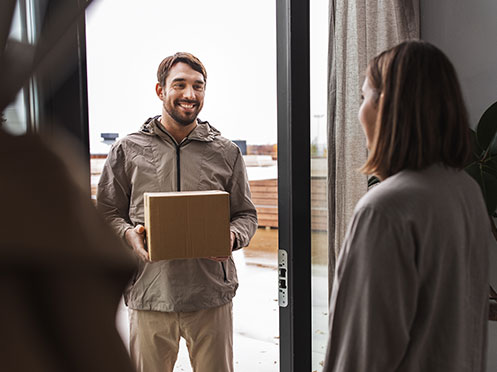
[86, 0, 328, 153]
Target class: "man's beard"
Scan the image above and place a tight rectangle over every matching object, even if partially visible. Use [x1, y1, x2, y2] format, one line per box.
[164, 100, 200, 127]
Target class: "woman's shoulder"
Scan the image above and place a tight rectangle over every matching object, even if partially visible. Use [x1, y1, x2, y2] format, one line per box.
[356, 165, 482, 218]
[356, 171, 414, 213]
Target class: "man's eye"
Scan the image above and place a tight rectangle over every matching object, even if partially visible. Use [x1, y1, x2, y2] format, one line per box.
[174, 84, 185, 89]
[194, 85, 204, 91]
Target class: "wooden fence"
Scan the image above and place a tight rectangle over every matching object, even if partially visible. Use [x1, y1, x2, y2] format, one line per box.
[91, 157, 327, 232]
[249, 178, 327, 231]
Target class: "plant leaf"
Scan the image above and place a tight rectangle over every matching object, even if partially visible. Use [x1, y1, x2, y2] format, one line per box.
[465, 162, 497, 215]
[468, 128, 483, 165]
[367, 176, 380, 189]
[482, 163, 497, 180]
[476, 101, 497, 155]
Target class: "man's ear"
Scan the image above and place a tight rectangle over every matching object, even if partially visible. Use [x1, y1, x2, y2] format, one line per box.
[156, 83, 164, 99]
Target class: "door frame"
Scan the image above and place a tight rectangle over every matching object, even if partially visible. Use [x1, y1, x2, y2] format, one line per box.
[276, 1, 312, 371]
[34, 0, 314, 369]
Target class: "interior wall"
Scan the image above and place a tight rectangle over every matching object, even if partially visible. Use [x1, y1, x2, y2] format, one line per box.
[420, 1, 497, 370]
[420, 0, 497, 126]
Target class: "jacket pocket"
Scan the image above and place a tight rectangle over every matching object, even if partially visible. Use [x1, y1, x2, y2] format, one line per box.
[220, 262, 228, 282]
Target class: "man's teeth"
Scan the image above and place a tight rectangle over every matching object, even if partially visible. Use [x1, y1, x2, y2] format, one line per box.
[179, 102, 194, 109]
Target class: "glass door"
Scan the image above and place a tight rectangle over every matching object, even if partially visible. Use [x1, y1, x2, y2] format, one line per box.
[86, 1, 279, 370]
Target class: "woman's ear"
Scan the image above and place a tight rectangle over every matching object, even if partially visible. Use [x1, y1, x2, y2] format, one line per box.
[374, 91, 383, 107]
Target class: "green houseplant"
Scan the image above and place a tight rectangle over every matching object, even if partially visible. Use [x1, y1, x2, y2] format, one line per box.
[465, 101, 497, 321]
[367, 101, 497, 321]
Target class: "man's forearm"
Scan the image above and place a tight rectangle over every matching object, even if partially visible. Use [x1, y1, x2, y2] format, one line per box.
[229, 212, 258, 249]
[97, 202, 134, 241]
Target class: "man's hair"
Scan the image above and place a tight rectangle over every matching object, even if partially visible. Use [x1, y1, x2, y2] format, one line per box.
[157, 52, 207, 87]
[361, 40, 471, 180]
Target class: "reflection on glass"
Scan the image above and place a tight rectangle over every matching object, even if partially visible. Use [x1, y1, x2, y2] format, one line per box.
[3, 90, 28, 135]
[2, 0, 43, 135]
[3, 1, 27, 135]
[9, 1, 23, 41]
[311, 0, 329, 370]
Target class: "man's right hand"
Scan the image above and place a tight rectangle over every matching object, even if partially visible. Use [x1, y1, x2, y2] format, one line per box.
[125, 224, 150, 262]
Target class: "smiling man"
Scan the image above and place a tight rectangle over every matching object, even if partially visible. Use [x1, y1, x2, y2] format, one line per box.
[97, 52, 258, 372]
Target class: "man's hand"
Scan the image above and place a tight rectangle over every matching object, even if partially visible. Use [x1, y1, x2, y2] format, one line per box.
[208, 231, 235, 262]
[230, 230, 235, 250]
[125, 224, 150, 262]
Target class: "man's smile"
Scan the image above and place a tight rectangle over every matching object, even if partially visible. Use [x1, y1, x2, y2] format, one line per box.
[177, 100, 197, 111]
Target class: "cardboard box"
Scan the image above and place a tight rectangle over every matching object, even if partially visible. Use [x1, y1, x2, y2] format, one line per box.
[144, 190, 231, 261]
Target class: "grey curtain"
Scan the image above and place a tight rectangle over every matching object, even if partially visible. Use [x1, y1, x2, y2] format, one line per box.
[327, 0, 420, 291]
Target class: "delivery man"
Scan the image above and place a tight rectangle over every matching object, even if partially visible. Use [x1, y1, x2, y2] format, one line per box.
[97, 52, 258, 372]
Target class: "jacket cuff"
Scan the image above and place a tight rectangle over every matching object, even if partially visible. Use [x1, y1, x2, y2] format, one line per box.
[117, 223, 134, 245]
[230, 228, 242, 251]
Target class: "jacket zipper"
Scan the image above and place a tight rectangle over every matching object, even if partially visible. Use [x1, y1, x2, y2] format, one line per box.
[176, 145, 181, 191]
[221, 262, 228, 282]
[174, 141, 188, 191]
[155, 122, 184, 191]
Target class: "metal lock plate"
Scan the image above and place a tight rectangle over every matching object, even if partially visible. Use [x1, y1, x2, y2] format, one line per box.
[278, 249, 288, 307]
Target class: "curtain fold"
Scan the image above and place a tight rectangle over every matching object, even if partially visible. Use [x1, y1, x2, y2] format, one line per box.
[327, 0, 419, 294]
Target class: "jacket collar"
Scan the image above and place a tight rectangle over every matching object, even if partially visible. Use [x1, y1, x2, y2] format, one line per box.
[141, 116, 219, 144]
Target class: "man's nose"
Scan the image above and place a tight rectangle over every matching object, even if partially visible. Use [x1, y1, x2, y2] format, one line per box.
[182, 85, 195, 100]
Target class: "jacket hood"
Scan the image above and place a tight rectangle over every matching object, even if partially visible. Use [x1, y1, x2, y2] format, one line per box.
[139, 116, 221, 143]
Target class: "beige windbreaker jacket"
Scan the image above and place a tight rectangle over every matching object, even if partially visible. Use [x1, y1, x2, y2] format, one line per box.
[97, 117, 258, 312]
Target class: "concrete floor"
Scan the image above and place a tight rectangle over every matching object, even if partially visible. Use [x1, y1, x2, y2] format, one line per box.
[115, 228, 329, 372]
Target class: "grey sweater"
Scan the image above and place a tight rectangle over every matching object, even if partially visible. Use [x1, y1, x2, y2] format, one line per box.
[324, 164, 490, 372]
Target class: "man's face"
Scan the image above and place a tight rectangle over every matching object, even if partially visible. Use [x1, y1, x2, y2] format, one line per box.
[157, 62, 205, 126]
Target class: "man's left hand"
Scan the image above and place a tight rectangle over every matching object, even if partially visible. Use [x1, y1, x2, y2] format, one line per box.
[208, 232, 235, 262]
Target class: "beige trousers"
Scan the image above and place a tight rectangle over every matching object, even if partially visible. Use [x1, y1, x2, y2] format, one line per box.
[129, 302, 233, 372]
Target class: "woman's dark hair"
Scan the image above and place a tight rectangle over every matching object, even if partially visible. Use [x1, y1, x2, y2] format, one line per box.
[361, 40, 471, 180]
